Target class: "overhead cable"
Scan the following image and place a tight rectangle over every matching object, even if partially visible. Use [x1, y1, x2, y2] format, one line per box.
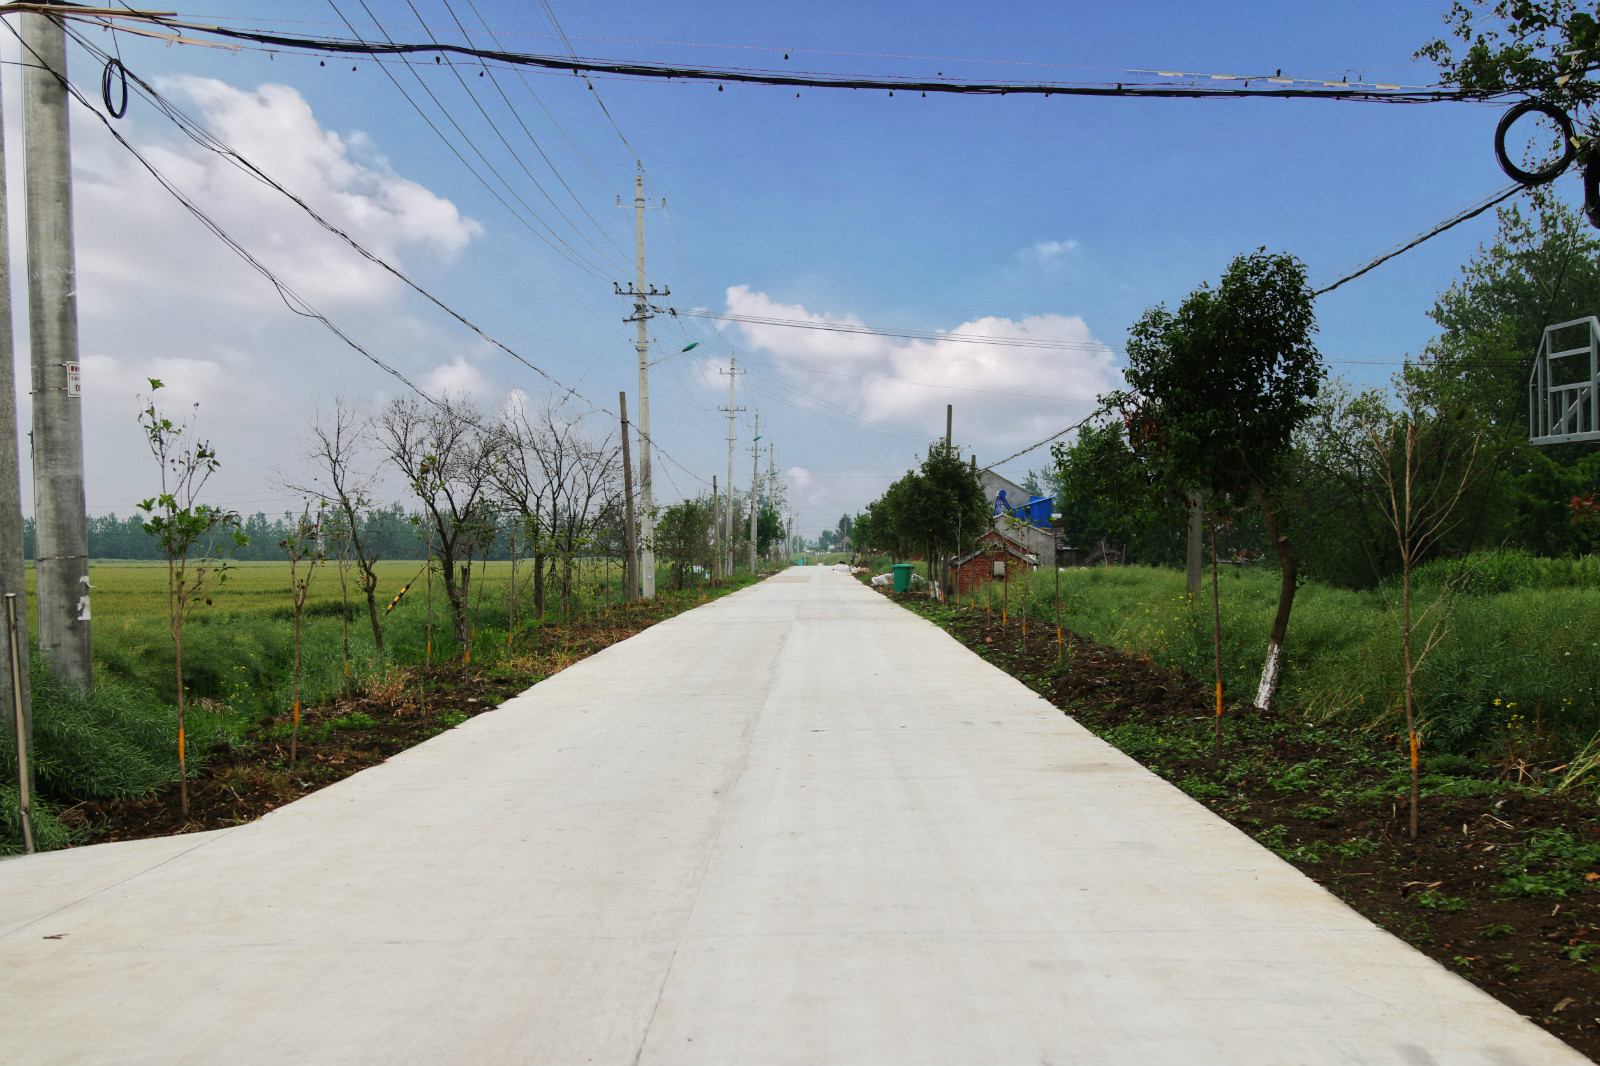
[1312, 182, 1524, 296]
[59, 12, 1506, 103]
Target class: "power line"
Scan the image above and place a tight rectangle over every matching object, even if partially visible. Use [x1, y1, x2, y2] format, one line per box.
[979, 414, 1097, 471]
[1312, 182, 1525, 297]
[48, 24, 714, 491]
[82, 14, 1507, 104]
[327, 0, 619, 281]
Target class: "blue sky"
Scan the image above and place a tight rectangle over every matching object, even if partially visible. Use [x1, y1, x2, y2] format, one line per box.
[1, 1, 1571, 536]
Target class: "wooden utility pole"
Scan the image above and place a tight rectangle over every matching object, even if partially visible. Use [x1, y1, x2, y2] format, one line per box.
[619, 392, 637, 602]
[24, 10, 90, 688]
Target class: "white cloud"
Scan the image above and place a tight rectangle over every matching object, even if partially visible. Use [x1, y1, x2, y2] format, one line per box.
[0, 62, 489, 516]
[422, 355, 491, 398]
[1024, 239, 1079, 266]
[724, 285, 1121, 460]
[73, 77, 480, 315]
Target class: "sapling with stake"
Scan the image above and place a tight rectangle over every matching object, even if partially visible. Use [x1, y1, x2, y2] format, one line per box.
[1364, 403, 1482, 839]
[135, 380, 246, 815]
[281, 503, 323, 764]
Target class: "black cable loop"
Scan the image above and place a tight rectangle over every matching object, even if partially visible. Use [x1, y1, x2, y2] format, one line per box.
[1493, 99, 1575, 186]
[101, 57, 127, 119]
[1582, 141, 1600, 230]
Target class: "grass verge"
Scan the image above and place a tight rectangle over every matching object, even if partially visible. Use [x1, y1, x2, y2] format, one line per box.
[4, 575, 765, 852]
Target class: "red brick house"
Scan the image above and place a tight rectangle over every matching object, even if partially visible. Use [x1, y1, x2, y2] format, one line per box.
[951, 528, 1037, 596]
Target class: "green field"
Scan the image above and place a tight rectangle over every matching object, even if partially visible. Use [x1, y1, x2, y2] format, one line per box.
[26, 558, 639, 625]
[3, 554, 738, 853]
[959, 553, 1600, 760]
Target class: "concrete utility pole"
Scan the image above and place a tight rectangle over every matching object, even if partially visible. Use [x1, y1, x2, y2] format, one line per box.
[0, 57, 31, 744]
[718, 356, 743, 575]
[767, 441, 776, 560]
[616, 174, 666, 600]
[619, 392, 637, 602]
[946, 404, 953, 451]
[24, 11, 90, 689]
[748, 412, 760, 575]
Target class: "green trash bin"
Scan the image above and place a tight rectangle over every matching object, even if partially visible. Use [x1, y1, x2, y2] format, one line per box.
[892, 563, 913, 592]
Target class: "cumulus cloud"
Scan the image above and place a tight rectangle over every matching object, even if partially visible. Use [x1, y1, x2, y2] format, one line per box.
[0, 67, 486, 515]
[724, 285, 1121, 459]
[1024, 239, 1079, 266]
[73, 77, 480, 315]
[422, 354, 491, 398]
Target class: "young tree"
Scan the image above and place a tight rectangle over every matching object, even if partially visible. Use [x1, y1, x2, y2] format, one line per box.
[1364, 402, 1485, 839]
[135, 381, 246, 815]
[281, 504, 322, 764]
[288, 400, 388, 653]
[378, 395, 497, 655]
[1114, 249, 1324, 710]
[657, 497, 713, 589]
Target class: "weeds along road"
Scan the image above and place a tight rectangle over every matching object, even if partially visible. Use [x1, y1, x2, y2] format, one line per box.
[0, 567, 1586, 1065]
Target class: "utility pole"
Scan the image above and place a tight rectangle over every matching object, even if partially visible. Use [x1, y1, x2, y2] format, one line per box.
[619, 392, 637, 602]
[0, 52, 30, 745]
[748, 412, 760, 575]
[718, 356, 743, 575]
[946, 403, 953, 451]
[767, 441, 777, 561]
[24, 10, 90, 688]
[615, 174, 666, 600]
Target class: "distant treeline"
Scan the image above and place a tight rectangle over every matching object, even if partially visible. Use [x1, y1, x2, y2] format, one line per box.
[22, 505, 537, 562]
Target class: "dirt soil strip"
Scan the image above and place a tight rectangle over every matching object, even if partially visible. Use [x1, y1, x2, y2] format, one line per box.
[892, 590, 1600, 1062]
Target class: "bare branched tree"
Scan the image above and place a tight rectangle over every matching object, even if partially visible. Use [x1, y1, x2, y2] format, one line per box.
[1364, 403, 1484, 839]
[280, 399, 388, 653]
[494, 399, 620, 625]
[378, 395, 498, 655]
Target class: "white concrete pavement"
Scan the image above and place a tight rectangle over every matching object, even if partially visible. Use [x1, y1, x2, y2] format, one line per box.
[0, 567, 1585, 1065]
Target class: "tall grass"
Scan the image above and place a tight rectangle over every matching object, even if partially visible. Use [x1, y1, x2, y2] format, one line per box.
[973, 556, 1600, 758]
[3, 557, 748, 854]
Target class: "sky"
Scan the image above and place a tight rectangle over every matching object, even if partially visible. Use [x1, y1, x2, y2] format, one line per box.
[0, 1, 1574, 538]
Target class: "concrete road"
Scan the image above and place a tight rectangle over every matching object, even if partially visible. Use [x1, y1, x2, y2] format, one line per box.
[0, 568, 1585, 1065]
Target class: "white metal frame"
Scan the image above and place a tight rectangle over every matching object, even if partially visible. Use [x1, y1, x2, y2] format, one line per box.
[1529, 316, 1600, 445]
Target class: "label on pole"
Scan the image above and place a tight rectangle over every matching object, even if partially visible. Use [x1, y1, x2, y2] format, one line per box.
[65, 362, 80, 397]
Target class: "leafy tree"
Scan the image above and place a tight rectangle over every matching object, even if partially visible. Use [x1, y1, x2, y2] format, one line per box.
[1051, 420, 1183, 556]
[135, 380, 246, 815]
[857, 443, 989, 587]
[1408, 199, 1600, 556]
[657, 498, 713, 589]
[1290, 380, 1406, 588]
[1112, 250, 1324, 710]
[1419, 2, 1600, 119]
[757, 505, 784, 557]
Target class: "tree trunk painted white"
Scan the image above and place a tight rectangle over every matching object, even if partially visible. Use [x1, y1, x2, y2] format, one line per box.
[1255, 641, 1283, 711]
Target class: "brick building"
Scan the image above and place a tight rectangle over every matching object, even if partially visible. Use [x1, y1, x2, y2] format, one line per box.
[951, 528, 1037, 596]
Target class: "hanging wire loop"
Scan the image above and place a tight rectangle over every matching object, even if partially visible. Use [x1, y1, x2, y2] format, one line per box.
[1494, 99, 1576, 186]
[101, 57, 128, 119]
